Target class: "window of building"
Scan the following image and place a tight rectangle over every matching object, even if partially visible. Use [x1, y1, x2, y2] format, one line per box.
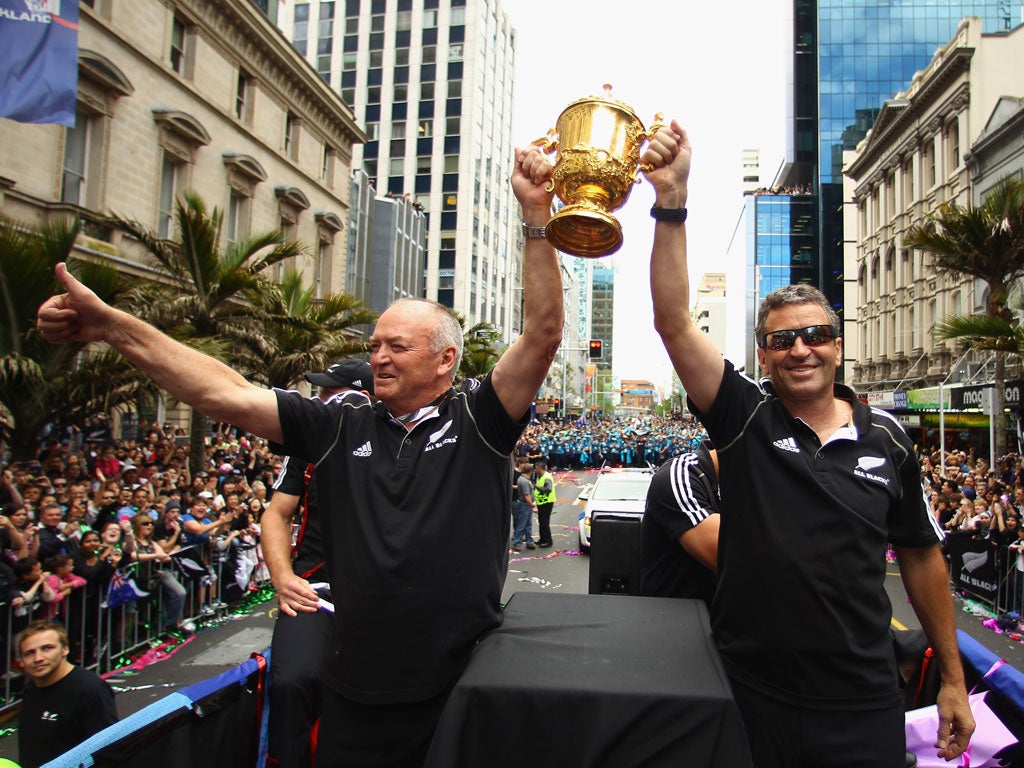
[284, 112, 300, 160]
[924, 137, 936, 188]
[445, 117, 460, 135]
[235, 69, 253, 123]
[315, 238, 330, 298]
[443, 155, 458, 173]
[170, 15, 194, 78]
[368, 86, 381, 103]
[424, 9, 437, 27]
[389, 157, 404, 175]
[158, 154, 186, 238]
[396, 48, 409, 66]
[421, 82, 435, 100]
[903, 157, 914, 205]
[418, 119, 433, 137]
[226, 190, 251, 246]
[886, 173, 895, 220]
[390, 138, 406, 155]
[369, 50, 384, 67]
[448, 80, 462, 98]
[221, 152, 264, 250]
[451, 7, 466, 24]
[371, 13, 384, 31]
[343, 52, 357, 70]
[422, 45, 436, 64]
[322, 145, 336, 187]
[448, 43, 464, 62]
[61, 108, 97, 206]
[948, 119, 960, 171]
[394, 84, 408, 102]
[397, 10, 412, 30]
[152, 109, 210, 231]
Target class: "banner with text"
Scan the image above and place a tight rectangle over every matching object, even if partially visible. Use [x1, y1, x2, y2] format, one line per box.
[0, 0, 79, 127]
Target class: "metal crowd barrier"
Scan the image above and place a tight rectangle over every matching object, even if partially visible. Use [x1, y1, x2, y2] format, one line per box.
[0, 539, 270, 715]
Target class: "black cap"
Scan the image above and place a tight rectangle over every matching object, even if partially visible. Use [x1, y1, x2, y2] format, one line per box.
[305, 359, 374, 394]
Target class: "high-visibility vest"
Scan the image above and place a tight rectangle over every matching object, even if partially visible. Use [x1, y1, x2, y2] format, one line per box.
[533, 471, 556, 505]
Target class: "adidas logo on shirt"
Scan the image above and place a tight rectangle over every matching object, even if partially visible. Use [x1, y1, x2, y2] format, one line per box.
[353, 441, 372, 458]
[772, 437, 800, 454]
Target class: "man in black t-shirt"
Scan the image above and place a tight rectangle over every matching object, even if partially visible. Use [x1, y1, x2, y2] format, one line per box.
[17, 620, 117, 768]
[37, 143, 563, 768]
[264, 360, 373, 768]
[640, 444, 720, 605]
[643, 122, 973, 765]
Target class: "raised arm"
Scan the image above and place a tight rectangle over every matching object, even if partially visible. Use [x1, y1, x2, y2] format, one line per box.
[491, 147, 563, 421]
[37, 263, 282, 442]
[642, 120, 724, 414]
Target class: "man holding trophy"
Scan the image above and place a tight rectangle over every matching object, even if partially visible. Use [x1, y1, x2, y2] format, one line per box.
[634, 117, 974, 766]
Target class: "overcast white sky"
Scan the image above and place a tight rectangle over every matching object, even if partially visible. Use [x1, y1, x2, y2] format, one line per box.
[501, 0, 791, 390]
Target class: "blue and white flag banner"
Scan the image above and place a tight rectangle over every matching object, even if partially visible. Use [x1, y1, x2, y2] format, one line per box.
[0, 0, 79, 127]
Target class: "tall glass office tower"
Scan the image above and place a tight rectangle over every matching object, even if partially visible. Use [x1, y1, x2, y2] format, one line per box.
[280, 0, 517, 333]
[778, 0, 1020, 318]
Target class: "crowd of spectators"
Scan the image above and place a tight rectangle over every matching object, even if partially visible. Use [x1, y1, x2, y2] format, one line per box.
[0, 420, 277, 668]
[752, 183, 812, 196]
[922, 447, 1024, 612]
[515, 414, 707, 470]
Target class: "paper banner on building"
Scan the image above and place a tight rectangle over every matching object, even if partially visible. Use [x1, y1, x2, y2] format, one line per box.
[0, 0, 79, 127]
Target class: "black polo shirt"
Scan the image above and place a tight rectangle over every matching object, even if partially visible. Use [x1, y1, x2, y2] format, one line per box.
[275, 373, 526, 704]
[640, 446, 718, 604]
[691, 361, 941, 710]
[274, 391, 371, 583]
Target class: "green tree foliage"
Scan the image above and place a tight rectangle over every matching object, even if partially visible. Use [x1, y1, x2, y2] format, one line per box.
[905, 176, 1024, 455]
[457, 318, 502, 382]
[0, 216, 155, 461]
[244, 267, 378, 390]
[107, 191, 304, 473]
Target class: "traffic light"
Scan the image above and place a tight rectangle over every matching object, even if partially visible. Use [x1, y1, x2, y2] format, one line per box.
[588, 339, 603, 359]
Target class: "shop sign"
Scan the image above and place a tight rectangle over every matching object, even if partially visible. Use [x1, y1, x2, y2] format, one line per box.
[950, 380, 1024, 410]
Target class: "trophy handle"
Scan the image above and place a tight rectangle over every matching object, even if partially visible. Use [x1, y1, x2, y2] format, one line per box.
[530, 129, 559, 192]
[636, 112, 667, 178]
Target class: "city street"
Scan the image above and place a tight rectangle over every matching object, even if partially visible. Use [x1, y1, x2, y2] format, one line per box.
[1, 471, 1022, 764]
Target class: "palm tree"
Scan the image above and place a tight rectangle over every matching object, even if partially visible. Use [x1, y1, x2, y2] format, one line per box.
[0, 216, 156, 461]
[108, 191, 305, 473]
[456, 318, 503, 382]
[244, 267, 378, 390]
[904, 175, 1024, 456]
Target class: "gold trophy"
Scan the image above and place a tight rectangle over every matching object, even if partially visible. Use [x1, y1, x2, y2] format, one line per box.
[532, 84, 664, 258]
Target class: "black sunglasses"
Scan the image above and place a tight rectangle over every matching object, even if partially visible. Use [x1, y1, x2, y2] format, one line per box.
[758, 324, 839, 351]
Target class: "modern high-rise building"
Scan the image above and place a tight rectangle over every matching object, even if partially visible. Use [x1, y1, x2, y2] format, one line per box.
[762, 0, 1021, 364]
[591, 265, 615, 374]
[279, 0, 518, 337]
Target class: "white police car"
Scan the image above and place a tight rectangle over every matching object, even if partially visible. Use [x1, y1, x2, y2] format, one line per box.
[576, 467, 655, 552]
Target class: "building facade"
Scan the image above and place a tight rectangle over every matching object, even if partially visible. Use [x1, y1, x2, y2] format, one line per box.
[845, 18, 1024, 392]
[279, 0, 519, 338]
[0, 0, 363, 298]
[776, 0, 1019, 346]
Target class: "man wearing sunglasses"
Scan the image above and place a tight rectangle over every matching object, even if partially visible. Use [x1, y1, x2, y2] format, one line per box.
[641, 119, 973, 767]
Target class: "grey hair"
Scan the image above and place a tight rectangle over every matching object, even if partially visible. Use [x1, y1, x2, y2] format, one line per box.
[754, 284, 841, 341]
[390, 298, 464, 382]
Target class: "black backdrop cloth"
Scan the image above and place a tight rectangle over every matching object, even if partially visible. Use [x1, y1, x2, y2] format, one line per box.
[424, 592, 753, 768]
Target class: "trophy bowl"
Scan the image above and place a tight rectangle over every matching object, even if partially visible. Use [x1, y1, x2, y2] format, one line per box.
[533, 85, 662, 258]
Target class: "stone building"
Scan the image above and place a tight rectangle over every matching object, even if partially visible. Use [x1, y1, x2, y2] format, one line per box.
[0, 0, 364, 298]
[844, 17, 1024, 392]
